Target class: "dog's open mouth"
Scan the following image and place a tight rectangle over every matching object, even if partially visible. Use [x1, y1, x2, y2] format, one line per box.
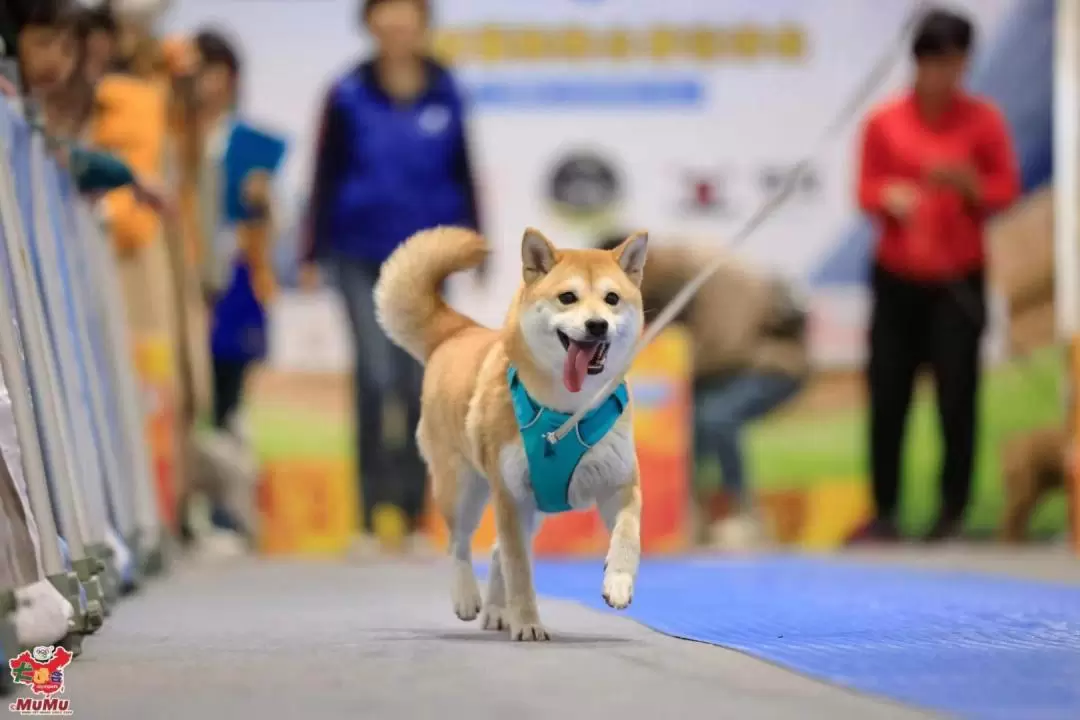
[557, 330, 610, 393]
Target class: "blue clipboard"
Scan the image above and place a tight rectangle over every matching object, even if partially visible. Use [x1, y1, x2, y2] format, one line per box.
[223, 120, 287, 222]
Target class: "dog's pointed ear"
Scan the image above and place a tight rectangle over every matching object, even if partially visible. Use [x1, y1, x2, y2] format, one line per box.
[613, 231, 648, 285]
[522, 227, 557, 283]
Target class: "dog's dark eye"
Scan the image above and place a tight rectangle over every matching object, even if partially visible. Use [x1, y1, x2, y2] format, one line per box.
[558, 292, 578, 305]
[604, 292, 620, 306]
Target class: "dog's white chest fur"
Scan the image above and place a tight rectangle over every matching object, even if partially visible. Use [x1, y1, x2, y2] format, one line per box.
[499, 421, 635, 511]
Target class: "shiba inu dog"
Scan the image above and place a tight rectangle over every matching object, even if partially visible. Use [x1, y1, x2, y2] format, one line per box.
[374, 226, 648, 641]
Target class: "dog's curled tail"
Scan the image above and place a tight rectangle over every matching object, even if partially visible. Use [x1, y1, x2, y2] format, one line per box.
[374, 226, 488, 363]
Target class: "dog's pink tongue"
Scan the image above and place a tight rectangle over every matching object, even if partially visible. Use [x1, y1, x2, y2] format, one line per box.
[563, 342, 592, 393]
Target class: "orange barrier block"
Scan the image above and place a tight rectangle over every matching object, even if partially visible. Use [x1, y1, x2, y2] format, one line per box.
[425, 327, 692, 556]
[628, 327, 691, 554]
[257, 459, 358, 555]
[132, 336, 179, 533]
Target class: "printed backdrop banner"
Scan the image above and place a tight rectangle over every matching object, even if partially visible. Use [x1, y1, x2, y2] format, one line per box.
[436, 0, 1022, 367]
[166, 0, 1018, 370]
[164, 0, 1064, 543]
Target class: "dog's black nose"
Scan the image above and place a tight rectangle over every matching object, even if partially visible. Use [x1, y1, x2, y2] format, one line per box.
[584, 318, 609, 338]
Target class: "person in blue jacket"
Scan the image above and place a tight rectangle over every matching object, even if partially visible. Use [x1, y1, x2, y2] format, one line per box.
[300, 0, 481, 553]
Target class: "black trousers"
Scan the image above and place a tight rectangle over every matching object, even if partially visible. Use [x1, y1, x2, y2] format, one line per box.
[212, 357, 252, 430]
[331, 258, 427, 533]
[867, 264, 986, 524]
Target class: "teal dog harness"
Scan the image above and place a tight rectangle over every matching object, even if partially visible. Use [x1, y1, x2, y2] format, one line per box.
[507, 366, 629, 513]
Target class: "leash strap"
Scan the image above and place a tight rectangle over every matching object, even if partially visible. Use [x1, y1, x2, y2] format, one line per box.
[546, 1, 933, 445]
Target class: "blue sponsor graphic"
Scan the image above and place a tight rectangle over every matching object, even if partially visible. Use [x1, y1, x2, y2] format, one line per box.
[466, 77, 705, 108]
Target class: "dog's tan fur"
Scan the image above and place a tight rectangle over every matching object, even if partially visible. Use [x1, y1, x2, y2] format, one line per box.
[1000, 425, 1069, 542]
[375, 226, 648, 641]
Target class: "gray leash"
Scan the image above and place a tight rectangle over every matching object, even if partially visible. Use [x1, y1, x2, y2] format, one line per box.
[546, 2, 933, 445]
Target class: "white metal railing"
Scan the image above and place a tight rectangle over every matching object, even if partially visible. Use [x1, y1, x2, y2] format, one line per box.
[0, 96, 166, 670]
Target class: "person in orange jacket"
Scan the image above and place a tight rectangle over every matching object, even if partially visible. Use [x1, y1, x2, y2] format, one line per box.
[89, 0, 213, 543]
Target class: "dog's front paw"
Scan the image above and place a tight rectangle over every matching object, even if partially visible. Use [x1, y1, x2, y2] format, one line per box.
[451, 564, 482, 621]
[510, 620, 550, 642]
[481, 605, 508, 631]
[602, 571, 634, 610]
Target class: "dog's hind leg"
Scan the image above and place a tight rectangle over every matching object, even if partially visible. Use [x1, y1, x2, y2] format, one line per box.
[446, 465, 488, 621]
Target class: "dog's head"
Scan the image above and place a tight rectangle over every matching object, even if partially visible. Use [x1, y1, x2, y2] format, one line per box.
[515, 228, 647, 395]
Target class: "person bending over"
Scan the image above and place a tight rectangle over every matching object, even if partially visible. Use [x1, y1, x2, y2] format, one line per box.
[598, 234, 809, 549]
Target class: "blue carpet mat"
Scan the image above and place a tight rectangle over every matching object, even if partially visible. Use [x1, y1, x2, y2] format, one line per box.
[529, 557, 1080, 719]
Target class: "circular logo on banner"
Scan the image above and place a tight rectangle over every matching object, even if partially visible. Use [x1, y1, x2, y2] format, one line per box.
[546, 151, 622, 224]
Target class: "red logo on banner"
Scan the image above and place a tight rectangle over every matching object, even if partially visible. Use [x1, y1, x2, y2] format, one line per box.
[681, 170, 729, 213]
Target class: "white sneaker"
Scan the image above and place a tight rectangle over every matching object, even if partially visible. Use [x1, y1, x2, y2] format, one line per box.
[346, 533, 383, 560]
[184, 493, 249, 560]
[13, 580, 75, 647]
[194, 529, 249, 560]
[709, 511, 769, 552]
[404, 532, 439, 558]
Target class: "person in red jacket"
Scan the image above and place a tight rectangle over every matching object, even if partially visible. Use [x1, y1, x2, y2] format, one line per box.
[850, 8, 1019, 543]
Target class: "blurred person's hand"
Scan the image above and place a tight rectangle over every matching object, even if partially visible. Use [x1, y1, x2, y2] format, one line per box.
[881, 181, 920, 220]
[242, 170, 272, 214]
[132, 177, 175, 218]
[474, 252, 490, 286]
[926, 162, 978, 196]
[0, 76, 17, 98]
[51, 143, 72, 168]
[298, 262, 321, 292]
[162, 36, 199, 79]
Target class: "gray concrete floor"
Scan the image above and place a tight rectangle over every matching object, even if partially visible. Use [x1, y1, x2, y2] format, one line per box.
[58, 556, 930, 720]
[54, 545, 1079, 720]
